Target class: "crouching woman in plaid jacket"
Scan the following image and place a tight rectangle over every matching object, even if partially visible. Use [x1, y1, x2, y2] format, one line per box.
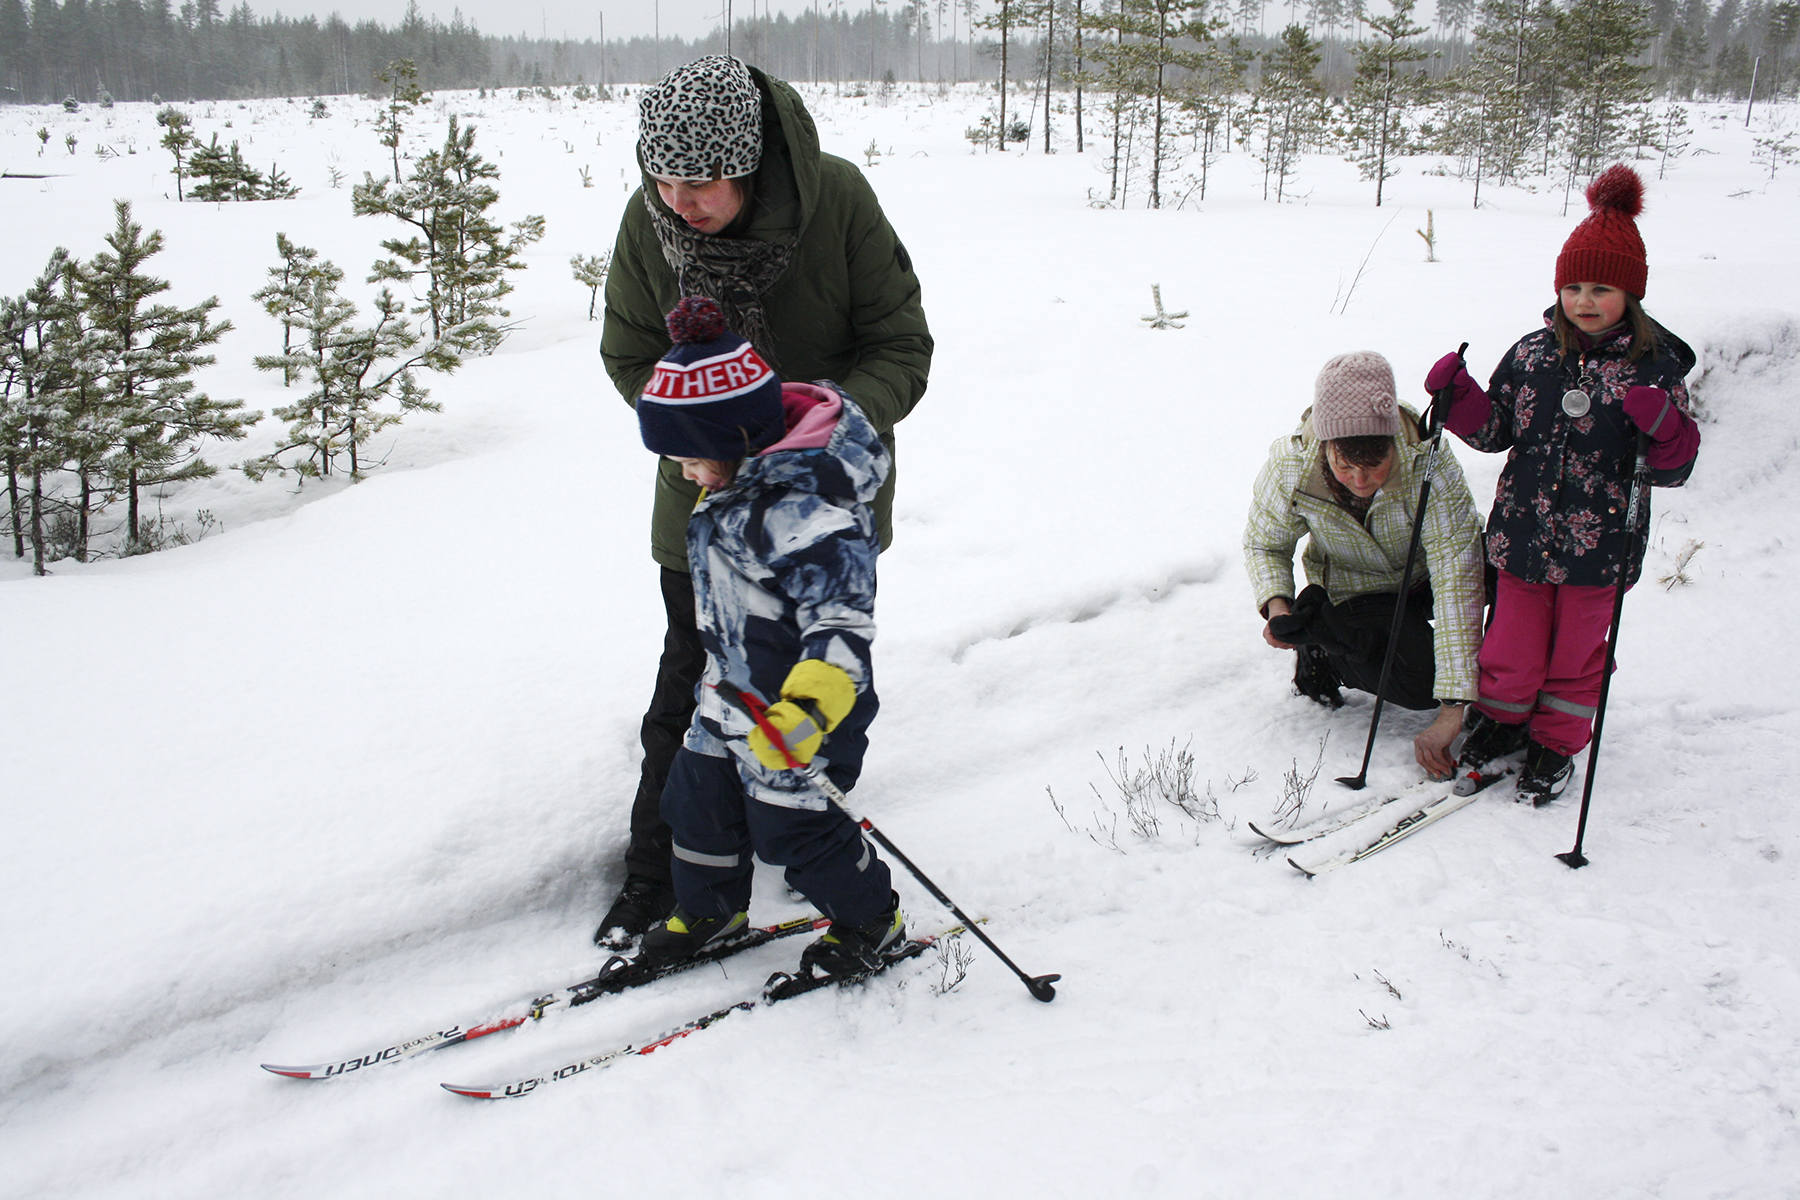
[1244, 351, 1488, 780]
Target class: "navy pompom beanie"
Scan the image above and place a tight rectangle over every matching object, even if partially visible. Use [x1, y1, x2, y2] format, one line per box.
[638, 296, 785, 461]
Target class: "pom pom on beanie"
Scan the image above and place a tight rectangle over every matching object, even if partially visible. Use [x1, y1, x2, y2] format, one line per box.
[665, 294, 728, 344]
[1555, 164, 1649, 298]
[1312, 351, 1401, 442]
[638, 296, 785, 462]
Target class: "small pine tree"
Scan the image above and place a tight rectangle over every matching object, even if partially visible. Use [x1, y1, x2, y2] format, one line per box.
[973, 1, 1020, 150]
[570, 252, 611, 321]
[156, 107, 197, 201]
[77, 201, 258, 553]
[0, 250, 76, 573]
[353, 116, 546, 357]
[1347, 0, 1434, 207]
[1083, 0, 1232, 209]
[246, 281, 453, 482]
[1657, 104, 1692, 179]
[1248, 24, 1325, 203]
[253, 234, 328, 386]
[374, 59, 426, 182]
[1555, 0, 1653, 207]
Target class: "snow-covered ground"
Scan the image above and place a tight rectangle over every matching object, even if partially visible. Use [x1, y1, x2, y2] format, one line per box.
[3, 85, 1798, 1199]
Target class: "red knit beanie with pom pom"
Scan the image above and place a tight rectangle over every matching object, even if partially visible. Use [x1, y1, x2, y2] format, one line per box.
[1555, 164, 1649, 298]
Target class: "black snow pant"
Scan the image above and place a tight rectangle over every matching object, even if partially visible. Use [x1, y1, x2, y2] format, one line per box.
[662, 746, 893, 926]
[1294, 583, 1439, 712]
[623, 567, 706, 886]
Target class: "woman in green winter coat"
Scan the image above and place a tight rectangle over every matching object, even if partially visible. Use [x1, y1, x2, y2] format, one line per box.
[594, 55, 932, 945]
[1243, 352, 1487, 779]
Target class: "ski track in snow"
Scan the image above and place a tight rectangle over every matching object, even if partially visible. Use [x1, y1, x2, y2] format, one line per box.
[2, 87, 1799, 1199]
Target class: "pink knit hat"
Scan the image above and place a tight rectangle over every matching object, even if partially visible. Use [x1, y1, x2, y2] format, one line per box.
[1313, 351, 1400, 441]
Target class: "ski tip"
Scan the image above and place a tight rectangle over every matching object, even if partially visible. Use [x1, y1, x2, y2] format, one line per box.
[260, 1064, 324, 1079]
[441, 1081, 502, 1099]
[1287, 856, 1317, 879]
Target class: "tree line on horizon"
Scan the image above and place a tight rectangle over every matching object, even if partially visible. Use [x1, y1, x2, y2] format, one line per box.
[1, 0, 1794, 107]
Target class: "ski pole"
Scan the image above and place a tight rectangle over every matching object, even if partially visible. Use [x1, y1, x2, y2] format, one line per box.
[714, 680, 1061, 1002]
[1557, 430, 1652, 869]
[1337, 342, 1467, 790]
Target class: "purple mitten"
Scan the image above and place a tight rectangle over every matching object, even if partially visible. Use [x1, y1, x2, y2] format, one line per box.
[1423, 352, 1490, 437]
[1622, 385, 1701, 470]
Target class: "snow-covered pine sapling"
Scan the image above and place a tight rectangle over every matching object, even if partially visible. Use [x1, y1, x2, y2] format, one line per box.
[1417, 209, 1437, 261]
[0, 248, 77, 573]
[1347, 0, 1430, 208]
[578, 164, 592, 187]
[188, 136, 269, 202]
[373, 58, 425, 182]
[354, 115, 545, 357]
[1141, 283, 1188, 329]
[246, 278, 453, 483]
[156, 107, 197, 200]
[253, 234, 329, 387]
[37, 126, 49, 155]
[1752, 131, 1798, 182]
[310, 99, 328, 120]
[964, 114, 996, 152]
[570, 252, 610, 321]
[863, 139, 882, 166]
[64, 133, 77, 156]
[76, 200, 256, 555]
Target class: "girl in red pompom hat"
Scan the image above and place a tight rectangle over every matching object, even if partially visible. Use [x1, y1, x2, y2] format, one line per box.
[1417, 163, 1702, 805]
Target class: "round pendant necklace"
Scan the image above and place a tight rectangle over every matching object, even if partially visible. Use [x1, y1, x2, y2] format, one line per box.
[1563, 353, 1595, 417]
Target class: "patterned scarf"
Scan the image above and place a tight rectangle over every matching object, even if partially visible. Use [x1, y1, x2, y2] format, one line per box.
[645, 193, 796, 371]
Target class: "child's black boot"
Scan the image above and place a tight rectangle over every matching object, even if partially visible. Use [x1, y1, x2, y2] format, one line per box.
[1458, 710, 1530, 771]
[1517, 740, 1575, 806]
[636, 906, 748, 967]
[800, 894, 906, 979]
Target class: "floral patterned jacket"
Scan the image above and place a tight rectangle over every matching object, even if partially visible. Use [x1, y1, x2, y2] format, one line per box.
[1464, 311, 1698, 588]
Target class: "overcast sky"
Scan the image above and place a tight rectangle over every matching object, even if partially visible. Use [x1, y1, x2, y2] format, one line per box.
[260, 0, 868, 45]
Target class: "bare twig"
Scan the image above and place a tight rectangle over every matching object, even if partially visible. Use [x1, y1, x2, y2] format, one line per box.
[930, 937, 975, 995]
[1273, 734, 1330, 827]
[1331, 213, 1399, 315]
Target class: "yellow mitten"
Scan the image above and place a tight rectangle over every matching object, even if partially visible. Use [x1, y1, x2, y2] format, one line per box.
[748, 660, 856, 769]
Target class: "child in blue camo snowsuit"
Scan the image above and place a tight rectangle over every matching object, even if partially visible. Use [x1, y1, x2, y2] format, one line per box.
[631, 296, 904, 978]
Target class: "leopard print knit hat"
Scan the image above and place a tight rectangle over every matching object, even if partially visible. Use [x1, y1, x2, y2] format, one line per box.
[638, 55, 764, 181]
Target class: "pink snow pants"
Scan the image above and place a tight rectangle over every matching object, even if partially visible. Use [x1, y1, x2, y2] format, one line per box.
[1474, 571, 1622, 757]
